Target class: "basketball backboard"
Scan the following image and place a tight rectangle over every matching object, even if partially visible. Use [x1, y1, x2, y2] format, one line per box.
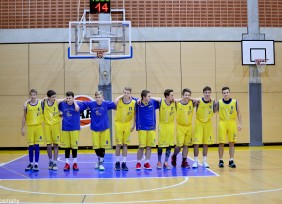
[241, 40, 275, 65]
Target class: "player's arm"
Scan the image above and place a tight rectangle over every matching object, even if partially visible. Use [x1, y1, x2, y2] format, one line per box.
[56, 98, 66, 105]
[21, 103, 27, 136]
[114, 95, 124, 105]
[150, 97, 161, 102]
[73, 100, 80, 112]
[214, 100, 219, 113]
[237, 102, 242, 131]
[131, 110, 136, 132]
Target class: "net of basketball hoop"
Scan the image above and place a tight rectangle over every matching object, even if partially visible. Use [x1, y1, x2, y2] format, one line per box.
[91, 48, 108, 65]
[255, 59, 268, 73]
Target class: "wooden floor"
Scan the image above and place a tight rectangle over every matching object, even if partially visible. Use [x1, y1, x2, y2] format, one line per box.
[0, 146, 282, 204]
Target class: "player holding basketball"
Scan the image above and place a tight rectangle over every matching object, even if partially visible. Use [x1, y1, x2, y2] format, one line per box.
[59, 91, 86, 171]
[171, 88, 195, 168]
[217, 87, 242, 168]
[192, 86, 216, 168]
[114, 87, 136, 171]
[84, 91, 116, 171]
[21, 89, 44, 171]
[135, 90, 160, 170]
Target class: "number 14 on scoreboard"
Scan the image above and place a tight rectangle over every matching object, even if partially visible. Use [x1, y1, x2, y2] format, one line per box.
[90, 0, 111, 14]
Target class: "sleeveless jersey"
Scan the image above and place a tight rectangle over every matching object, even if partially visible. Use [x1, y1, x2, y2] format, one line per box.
[176, 100, 194, 126]
[196, 97, 215, 123]
[44, 100, 60, 125]
[159, 99, 175, 124]
[26, 100, 44, 126]
[218, 98, 237, 120]
[115, 99, 136, 123]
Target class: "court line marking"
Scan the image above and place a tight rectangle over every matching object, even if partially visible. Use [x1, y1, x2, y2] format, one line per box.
[0, 155, 26, 166]
[0, 176, 188, 196]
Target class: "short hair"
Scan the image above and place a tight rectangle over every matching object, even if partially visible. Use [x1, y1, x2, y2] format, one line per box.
[30, 89, 37, 95]
[141, 89, 150, 99]
[124, 87, 132, 93]
[95, 91, 103, 96]
[203, 86, 212, 93]
[222, 86, 230, 93]
[164, 89, 173, 97]
[47, 90, 56, 97]
[182, 88, 191, 96]
[66, 91, 74, 97]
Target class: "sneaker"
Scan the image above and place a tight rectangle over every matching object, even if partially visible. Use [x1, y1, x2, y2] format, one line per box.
[52, 163, 58, 171]
[64, 163, 70, 171]
[98, 163, 105, 171]
[115, 162, 121, 171]
[48, 161, 53, 170]
[181, 161, 190, 169]
[121, 162, 129, 171]
[218, 160, 224, 168]
[203, 161, 210, 168]
[171, 154, 177, 167]
[25, 164, 33, 171]
[229, 160, 236, 168]
[73, 163, 79, 171]
[136, 162, 141, 170]
[144, 162, 152, 170]
[192, 161, 198, 168]
[157, 161, 162, 169]
[33, 164, 39, 171]
[95, 162, 99, 169]
[163, 162, 171, 170]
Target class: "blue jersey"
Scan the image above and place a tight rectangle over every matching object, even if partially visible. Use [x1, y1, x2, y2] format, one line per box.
[59, 102, 87, 131]
[136, 99, 159, 131]
[84, 101, 116, 131]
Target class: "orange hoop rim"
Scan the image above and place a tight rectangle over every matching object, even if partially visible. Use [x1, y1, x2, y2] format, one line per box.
[91, 48, 108, 59]
[255, 59, 268, 65]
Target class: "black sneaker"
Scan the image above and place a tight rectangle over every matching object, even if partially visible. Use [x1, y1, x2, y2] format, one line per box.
[25, 164, 33, 171]
[218, 160, 224, 168]
[121, 162, 129, 171]
[33, 164, 39, 171]
[114, 161, 121, 171]
[229, 160, 236, 168]
[48, 161, 53, 170]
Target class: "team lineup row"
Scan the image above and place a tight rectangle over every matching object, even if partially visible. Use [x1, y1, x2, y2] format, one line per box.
[21, 86, 242, 172]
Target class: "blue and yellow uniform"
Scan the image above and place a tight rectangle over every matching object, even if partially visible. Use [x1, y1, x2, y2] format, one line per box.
[218, 98, 238, 143]
[26, 101, 44, 145]
[115, 98, 136, 145]
[176, 100, 194, 147]
[158, 99, 175, 147]
[193, 98, 215, 144]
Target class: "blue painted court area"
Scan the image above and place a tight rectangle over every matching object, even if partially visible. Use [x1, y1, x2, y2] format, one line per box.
[0, 153, 217, 180]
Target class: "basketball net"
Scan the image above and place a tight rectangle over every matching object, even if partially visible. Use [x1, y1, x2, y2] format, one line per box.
[91, 48, 108, 66]
[255, 59, 268, 73]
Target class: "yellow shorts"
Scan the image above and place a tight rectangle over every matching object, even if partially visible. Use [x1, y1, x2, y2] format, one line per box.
[138, 130, 156, 148]
[60, 131, 80, 149]
[193, 119, 214, 145]
[158, 123, 174, 147]
[92, 129, 111, 149]
[115, 121, 131, 145]
[45, 123, 61, 145]
[176, 124, 193, 147]
[27, 124, 44, 145]
[218, 120, 237, 143]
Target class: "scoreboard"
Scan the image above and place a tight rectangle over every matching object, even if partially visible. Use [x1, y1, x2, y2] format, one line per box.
[90, 0, 111, 14]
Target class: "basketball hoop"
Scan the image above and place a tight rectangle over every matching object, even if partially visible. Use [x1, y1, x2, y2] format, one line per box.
[255, 59, 268, 73]
[91, 48, 108, 65]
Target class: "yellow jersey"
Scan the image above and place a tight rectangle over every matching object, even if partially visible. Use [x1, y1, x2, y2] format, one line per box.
[26, 100, 44, 126]
[176, 100, 194, 126]
[44, 100, 61, 125]
[218, 98, 237, 121]
[196, 97, 215, 123]
[159, 99, 175, 124]
[115, 98, 136, 123]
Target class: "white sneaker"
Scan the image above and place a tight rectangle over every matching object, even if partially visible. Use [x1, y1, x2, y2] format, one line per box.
[192, 161, 198, 168]
[95, 162, 99, 169]
[98, 163, 105, 171]
[203, 161, 210, 168]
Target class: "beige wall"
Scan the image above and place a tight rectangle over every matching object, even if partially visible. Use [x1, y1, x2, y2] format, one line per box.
[0, 42, 281, 147]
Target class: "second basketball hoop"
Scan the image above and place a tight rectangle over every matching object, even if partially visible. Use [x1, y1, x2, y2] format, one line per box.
[255, 59, 268, 73]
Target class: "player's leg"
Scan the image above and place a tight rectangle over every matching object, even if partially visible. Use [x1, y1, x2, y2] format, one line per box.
[163, 124, 174, 169]
[70, 130, 79, 170]
[61, 131, 71, 171]
[218, 120, 227, 167]
[136, 147, 144, 170]
[228, 121, 237, 168]
[52, 123, 61, 171]
[121, 122, 131, 171]
[202, 120, 214, 168]
[115, 122, 122, 170]
[99, 129, 111, 171]
[172, 124, 184, 167]
[33, 124, 43, 171]
[25, 126, 34, 171]
[45, 124, 53, 169]
[192, 119, 203, 168]
[144, 130, 156, 170]
[181, 125, 192, 168]
[92, 131, 101, 169]
[136, 130, 146, 169]
[52, 143, 59, 170]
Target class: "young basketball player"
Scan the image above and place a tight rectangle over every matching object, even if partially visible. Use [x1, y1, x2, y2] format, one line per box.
[114, 87, 136, 171]
[192, 86, 216, 168]
[135, 90, 160, 170]
[59, 91, 86, 171]
[217, 87, 242, 168]
[21, 89, 44, 171]
[151, 89, 175, 170]
[84, 91, 116, 171]
[171, 88, 195, 168]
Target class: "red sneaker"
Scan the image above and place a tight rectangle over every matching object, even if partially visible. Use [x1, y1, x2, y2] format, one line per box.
[73, 163, 79, 171]
[64, 163, 70, 171]
[144, 162, 152, 170]
[171, 155, 177, 167]
[136, 162, 141, 170]
[181, 161, 190, 169]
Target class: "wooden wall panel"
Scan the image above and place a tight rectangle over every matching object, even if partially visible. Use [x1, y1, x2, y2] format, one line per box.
[146, 42, 181, 94]
[0, 44, 28, 95]
[29, 44, 65, 95]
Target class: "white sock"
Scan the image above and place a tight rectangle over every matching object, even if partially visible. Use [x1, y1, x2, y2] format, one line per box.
[100, 158, 104, 162]
[203, 156, 207, 162]
[122, 157, 126, 163]
[73, 158, 77, 163]
[116, 156, 120, 162]
[194, 157, 198, 162]
[65, 158, 70, 164]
